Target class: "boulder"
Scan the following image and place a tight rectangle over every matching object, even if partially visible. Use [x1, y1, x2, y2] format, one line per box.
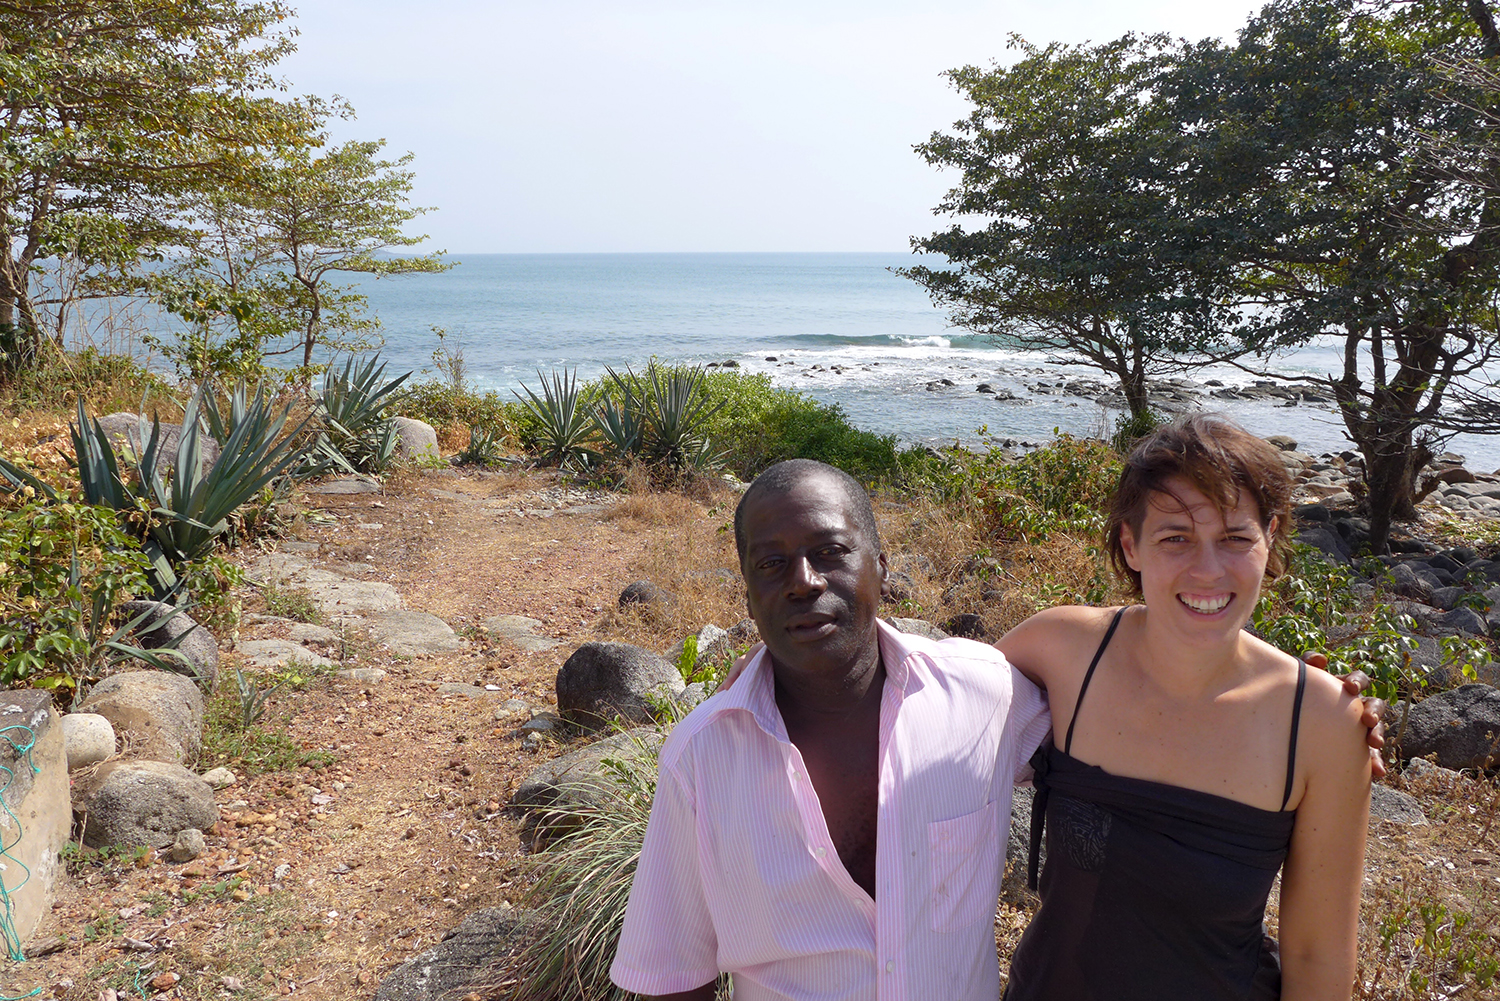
[374, 907, 529, 1001]
[677, 682, 710, 712]
[390, 416, 441, 463]
[59, 713, 115, 771]
[93, 413, 222, 476]
[77, 671, 204, 765]
[512, 727, 665, 840]
[1402, 756, 1463, 784]
[1396, 684, 1500, 771]
[76, 759, 218, 849]
[667, 624, 733, 671]
[117, 601, 219, 686]
[1296, 526, 1350, 565]
[556, 642, 684, 729]
[1386, 562, 1435, 604]
[884, 617, 950, 642]
[1435, 605, 1489, 637]
[1369, 784, 1426, 826]
[618, 580, 675, 612]
[943, 613, 988, 640]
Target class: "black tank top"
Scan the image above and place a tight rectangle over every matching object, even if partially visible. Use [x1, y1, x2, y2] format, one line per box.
[1004, 607, 1307, 1001]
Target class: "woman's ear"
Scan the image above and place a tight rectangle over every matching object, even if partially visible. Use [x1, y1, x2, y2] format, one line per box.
[1119, 522, 1142, 572]
[1267, 514, 1280, 542]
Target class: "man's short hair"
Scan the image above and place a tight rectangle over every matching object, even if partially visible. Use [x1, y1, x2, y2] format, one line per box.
[734, 459, 881, 564]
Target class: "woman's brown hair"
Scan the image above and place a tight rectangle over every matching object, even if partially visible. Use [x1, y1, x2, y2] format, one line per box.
[1105, 414, 1294, 596]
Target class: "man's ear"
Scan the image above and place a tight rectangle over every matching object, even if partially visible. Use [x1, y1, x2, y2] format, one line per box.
[1119, 523, 1141, 572]
[878, 552, 891, 598]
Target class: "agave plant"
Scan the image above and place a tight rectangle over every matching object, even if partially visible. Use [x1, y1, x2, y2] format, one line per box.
[314, 355, 411, 474]
[637, 362, 725, 469]
[593, 366, 645, 457]
[72, 383, 310, 597]
[515, 368, 599, 470]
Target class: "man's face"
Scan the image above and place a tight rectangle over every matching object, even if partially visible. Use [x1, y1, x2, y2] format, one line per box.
[739, 472, 888, 679]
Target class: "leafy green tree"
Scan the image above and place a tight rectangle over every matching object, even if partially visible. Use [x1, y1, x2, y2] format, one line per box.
[146, 118, 447, 377]
[905, 35, 1244, 420]
[1172, 0, 1500, 551]
[0, 0, 315, 373]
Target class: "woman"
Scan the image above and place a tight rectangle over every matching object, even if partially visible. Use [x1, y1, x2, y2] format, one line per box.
[998, 414, 1370, 1000]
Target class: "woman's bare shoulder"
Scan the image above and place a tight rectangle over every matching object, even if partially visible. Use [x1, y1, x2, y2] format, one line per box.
[999, 605, 1128, 685]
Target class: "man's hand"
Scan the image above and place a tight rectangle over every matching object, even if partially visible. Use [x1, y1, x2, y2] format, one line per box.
[1305, 652, 1387, 780]
[719, 642, 764, 692]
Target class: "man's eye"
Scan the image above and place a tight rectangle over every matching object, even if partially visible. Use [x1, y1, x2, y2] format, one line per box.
[756, 557, 785, 572]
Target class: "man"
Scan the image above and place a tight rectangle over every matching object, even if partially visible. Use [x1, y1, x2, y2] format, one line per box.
[610, 460, 1380, 1000]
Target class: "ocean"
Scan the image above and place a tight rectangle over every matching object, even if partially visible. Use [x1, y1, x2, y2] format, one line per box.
[276, 253, 1500, 470]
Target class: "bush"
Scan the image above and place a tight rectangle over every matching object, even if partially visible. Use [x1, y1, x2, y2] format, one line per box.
[0, 499, 154, 694]
[398, 381, 524, 443]
[693, 370, 899, 482]
[908, 433, 1121, 543]
[0, 347, 176, 418]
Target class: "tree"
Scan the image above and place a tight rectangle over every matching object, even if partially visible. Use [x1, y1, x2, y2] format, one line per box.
[0, 0, 316, 374]
[1172, 0, 1500, 551]
[905, 35, 1246, 421]
[147, 118, 448, 377]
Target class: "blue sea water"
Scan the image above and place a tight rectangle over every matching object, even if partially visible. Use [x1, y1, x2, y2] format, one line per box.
[263, 252, 1500, 470]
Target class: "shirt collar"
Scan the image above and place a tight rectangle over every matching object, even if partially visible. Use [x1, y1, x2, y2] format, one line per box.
[711, 618, 924, 741]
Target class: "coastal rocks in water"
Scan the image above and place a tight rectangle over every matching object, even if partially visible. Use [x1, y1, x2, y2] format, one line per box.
[76, 759, 219, 849]
[374, 907, 530, 1001]
[618, 580, 675, 612]
[118, 601, 219, 686]
[556, 642, 684, 729]
[1265, 435, 1298, 451]
[1396, 684, 1500, 770]
[93, 413, 223, 476]
[390, 417, 441, 464]
[976, 383, 996, 394]
[77, 671, 204, 766]
[60, 713, 116, 771]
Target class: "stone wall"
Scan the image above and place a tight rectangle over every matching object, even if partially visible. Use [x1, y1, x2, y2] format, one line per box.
[0, 692, 69, 951]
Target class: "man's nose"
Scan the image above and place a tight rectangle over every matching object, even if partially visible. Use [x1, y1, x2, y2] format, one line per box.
[787, 554, 826, 596]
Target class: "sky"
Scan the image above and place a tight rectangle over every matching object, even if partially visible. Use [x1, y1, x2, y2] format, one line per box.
[279, 1, 1265, 253]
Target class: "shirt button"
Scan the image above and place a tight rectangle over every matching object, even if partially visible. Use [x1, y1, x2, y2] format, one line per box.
[886, 960, 895, 973]
[815, 846, 827, 858]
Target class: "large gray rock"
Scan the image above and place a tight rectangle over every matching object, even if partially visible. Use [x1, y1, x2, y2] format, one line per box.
[512, 727, 665, 840]
[667, 624, 733, 672]
[367, 610, 462, 657]
[390, 416, 441, 464]
[76, 759, 218, 849]
[556, 642, 684, 730]
[884, 617, 951, 642]
[618, 580, 675, 612]
[374, 907, 528, 1001]
[1369, 784, 1426, 826]
[60, 713, 115, 770]
[117, 601, 219, 685]
[1397, 684, 1500, 770]
[77, 671, 204, 765]
[1387, 562, 1435, 604]
[93, 413, 222, 476]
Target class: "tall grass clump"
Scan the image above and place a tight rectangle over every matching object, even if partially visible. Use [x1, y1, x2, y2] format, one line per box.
[0, 347, 176, 418]
[484, 729, 729, 1001]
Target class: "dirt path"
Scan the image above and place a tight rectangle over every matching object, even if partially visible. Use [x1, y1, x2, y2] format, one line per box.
[9, 468, 739, 1001]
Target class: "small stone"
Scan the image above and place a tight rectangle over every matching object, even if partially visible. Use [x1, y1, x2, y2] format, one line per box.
[200, 767, 237, 790]
[520, 714, 558, 733]
[168, 827, 207, 863]
[60, 712, 116, 770]
[274, 863, 291, 880]
[221, 976, 244, 992]
[150, 972, 180, 990]
[493, 700, 528, 720]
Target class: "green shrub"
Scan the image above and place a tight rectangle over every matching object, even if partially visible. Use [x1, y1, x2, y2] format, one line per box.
[313, 355, 410, 474]
[0, 347, 176, 417]
[909, 433, 1121, 543]
[0, 500, 157, 694]
[399, 381, 524, 440]
[693, 370, 899, 482]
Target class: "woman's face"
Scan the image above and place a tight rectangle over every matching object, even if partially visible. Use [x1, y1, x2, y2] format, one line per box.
[1119, 476, 1273, 638]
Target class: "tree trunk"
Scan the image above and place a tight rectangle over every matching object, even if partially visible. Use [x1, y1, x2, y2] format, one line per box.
[1361, 431, 1432, 554]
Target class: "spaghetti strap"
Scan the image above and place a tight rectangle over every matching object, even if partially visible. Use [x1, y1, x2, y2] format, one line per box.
[1064, 607, 1128, 755]
[1280, 658, 1307, 812]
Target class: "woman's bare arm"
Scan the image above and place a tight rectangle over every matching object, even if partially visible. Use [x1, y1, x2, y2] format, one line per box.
[1277, 672, 1371, 1001]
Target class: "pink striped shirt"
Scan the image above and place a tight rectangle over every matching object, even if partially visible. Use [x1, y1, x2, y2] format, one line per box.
[610, 619, 1051, 1000]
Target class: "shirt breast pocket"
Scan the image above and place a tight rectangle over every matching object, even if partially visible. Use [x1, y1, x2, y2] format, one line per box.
[927, 803, 1001, 932]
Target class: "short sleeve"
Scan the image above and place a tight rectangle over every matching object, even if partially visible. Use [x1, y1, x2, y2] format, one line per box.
[609, 758, 720, 995]
[1007, 669, 1052, 786]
